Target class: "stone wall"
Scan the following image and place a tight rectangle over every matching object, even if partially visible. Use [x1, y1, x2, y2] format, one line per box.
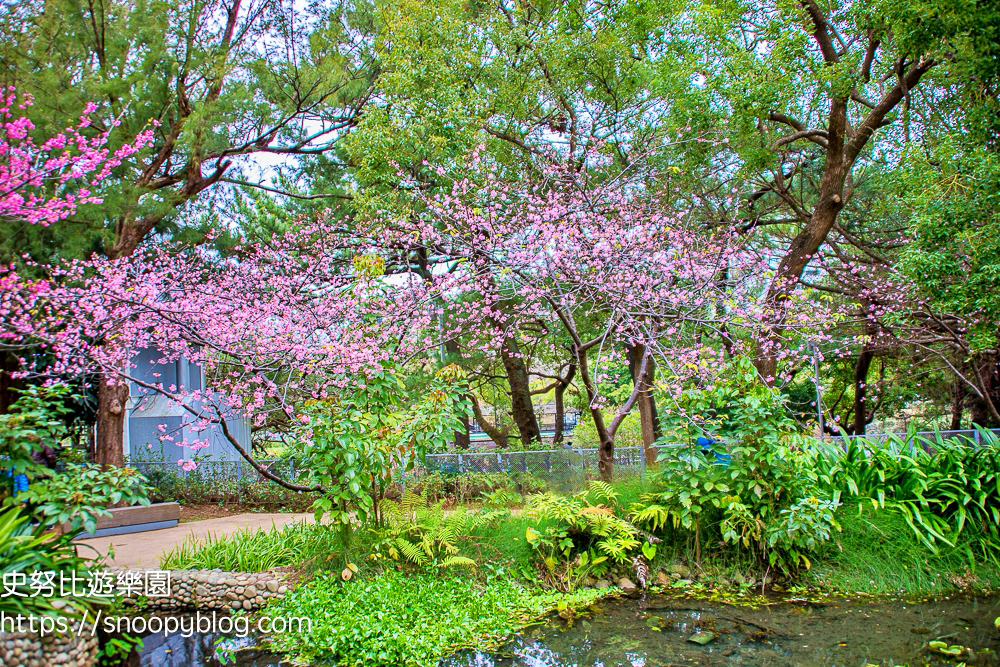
[0, 569, 290, 667]
[0, 627, 98, 667]
[121, 568, 289, 612]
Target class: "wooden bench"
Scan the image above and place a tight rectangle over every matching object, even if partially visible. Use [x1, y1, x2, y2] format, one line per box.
[68, 502, 180, 539]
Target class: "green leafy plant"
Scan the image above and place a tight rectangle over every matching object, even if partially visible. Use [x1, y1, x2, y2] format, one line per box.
[405, 470, 544, 505]
[160, 521, 342, 571]
[264, 569, 603, 667]
[21, 463, 150, 534]
[524, 481, 643, 590]
[303, 364, 471, 530]
[817, 428, 1000, 557]
[371, 490, 504, 568]
[0, 506, 100, 618]
[634, 358, 839, 572]
[1, 385, 151, 533]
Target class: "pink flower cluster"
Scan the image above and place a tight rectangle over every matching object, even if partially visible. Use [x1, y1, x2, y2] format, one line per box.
[0, 88, 155, 226]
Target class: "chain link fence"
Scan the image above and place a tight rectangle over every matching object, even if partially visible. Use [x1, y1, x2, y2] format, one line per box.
[127, 428, 1000, 489]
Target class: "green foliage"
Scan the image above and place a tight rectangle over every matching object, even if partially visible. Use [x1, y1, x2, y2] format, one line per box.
[1, 386, 150, 533]
[304, 364, 471, 527]
[636, 359, 839, 572]
[159, 522, 342, 572]
[525, 481, 643, 590]
[817, 429, 1000, 557]
[264, 568, 604, 667]
[404, 470, 544, 506]
[143, 468, 313, 510]
[0, 506, 99, 618]
[370, 491, 505, 568]
[20, 463, 150, 535]
[809, 505, 1000, 595]
[900, 142, 1000, 353]
[0, 385, 74, 493]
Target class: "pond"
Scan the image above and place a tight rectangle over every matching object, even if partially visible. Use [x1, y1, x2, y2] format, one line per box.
[126, 593, 1000, 667]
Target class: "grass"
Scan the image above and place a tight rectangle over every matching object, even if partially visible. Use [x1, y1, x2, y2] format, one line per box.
[159, 521, 343, 572]
[160, 476, 1000, 599]
[805, 506, 1000, 596]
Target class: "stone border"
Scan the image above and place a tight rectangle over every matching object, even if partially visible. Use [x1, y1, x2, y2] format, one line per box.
[120, 569, 289, 612]
[0, 627, 98, 667]
[0, 569, 291, 667]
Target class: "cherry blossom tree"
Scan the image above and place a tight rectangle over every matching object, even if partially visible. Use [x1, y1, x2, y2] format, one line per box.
[1, 219, 476, 490]
[0, 88, 154, 227]
[390, 160, 829, 479]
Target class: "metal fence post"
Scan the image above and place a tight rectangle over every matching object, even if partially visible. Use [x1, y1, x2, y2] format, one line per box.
[640, 448, 646, 483]
[458, 453, 464, 474]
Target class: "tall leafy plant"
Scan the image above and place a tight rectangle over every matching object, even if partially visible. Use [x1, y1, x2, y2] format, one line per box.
[304, 364, 471, 529]
[1, 385, 150, 533]
[635, 358, 840, 571]
[818, 428, 1000, 557]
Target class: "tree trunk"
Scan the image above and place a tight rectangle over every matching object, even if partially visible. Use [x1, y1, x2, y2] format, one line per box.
[950, 380, 965, 431]
[851, 345, 874, 436]
[0, 352, 26, 414]
[95, 380, 128, 468]
[498, 335, 542, 447]
[552, 363, 576, 446]
[470, 395, 510, 449]
[970, 357, 1000, 428]
[753, 52, 935, 382]
[571, 344, 613, 481]
[627, 343, 660, 465]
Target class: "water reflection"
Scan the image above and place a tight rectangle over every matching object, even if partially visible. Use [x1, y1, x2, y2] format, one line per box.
[128, 631, 282, 667]
[125, 594, 1000, 667]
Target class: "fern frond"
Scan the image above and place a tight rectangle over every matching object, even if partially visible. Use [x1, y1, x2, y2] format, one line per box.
[630, 504, 673, 532]
[586, 480, 619, 507]
[437, 556, 476, 568]
[394, 537, 429, 565]
[399, 489, 425, 517]
[580, 505, 614, 517]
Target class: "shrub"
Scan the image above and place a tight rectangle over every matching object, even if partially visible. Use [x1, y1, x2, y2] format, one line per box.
[143, 467, 314, 511]
[631, 358, 839, 572]
[524, 481, 642, 590]
[403, 471, 545, 505]
[1, 385, 150, 533]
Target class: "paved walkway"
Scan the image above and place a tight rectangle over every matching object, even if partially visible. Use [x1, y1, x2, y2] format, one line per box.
[74, 513, 317, 569]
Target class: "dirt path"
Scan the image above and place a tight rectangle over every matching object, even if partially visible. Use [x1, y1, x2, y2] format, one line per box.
[74, 513, 317, 569]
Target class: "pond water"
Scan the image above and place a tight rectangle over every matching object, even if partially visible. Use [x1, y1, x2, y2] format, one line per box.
[126, 593, 1000, 667]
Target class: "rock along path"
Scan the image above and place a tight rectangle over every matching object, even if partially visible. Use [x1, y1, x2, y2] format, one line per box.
[73, 513, 317, 569]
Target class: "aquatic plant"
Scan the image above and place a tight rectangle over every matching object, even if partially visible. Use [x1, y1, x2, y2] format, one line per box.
[264, 569, 603, 666]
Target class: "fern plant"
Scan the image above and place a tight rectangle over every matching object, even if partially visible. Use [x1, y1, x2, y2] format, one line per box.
[372, 490, 503, 568]
[524, 482, 642, 590]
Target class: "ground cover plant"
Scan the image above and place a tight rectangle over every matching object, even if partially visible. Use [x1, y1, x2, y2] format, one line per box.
[264, 568, 603, 667]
